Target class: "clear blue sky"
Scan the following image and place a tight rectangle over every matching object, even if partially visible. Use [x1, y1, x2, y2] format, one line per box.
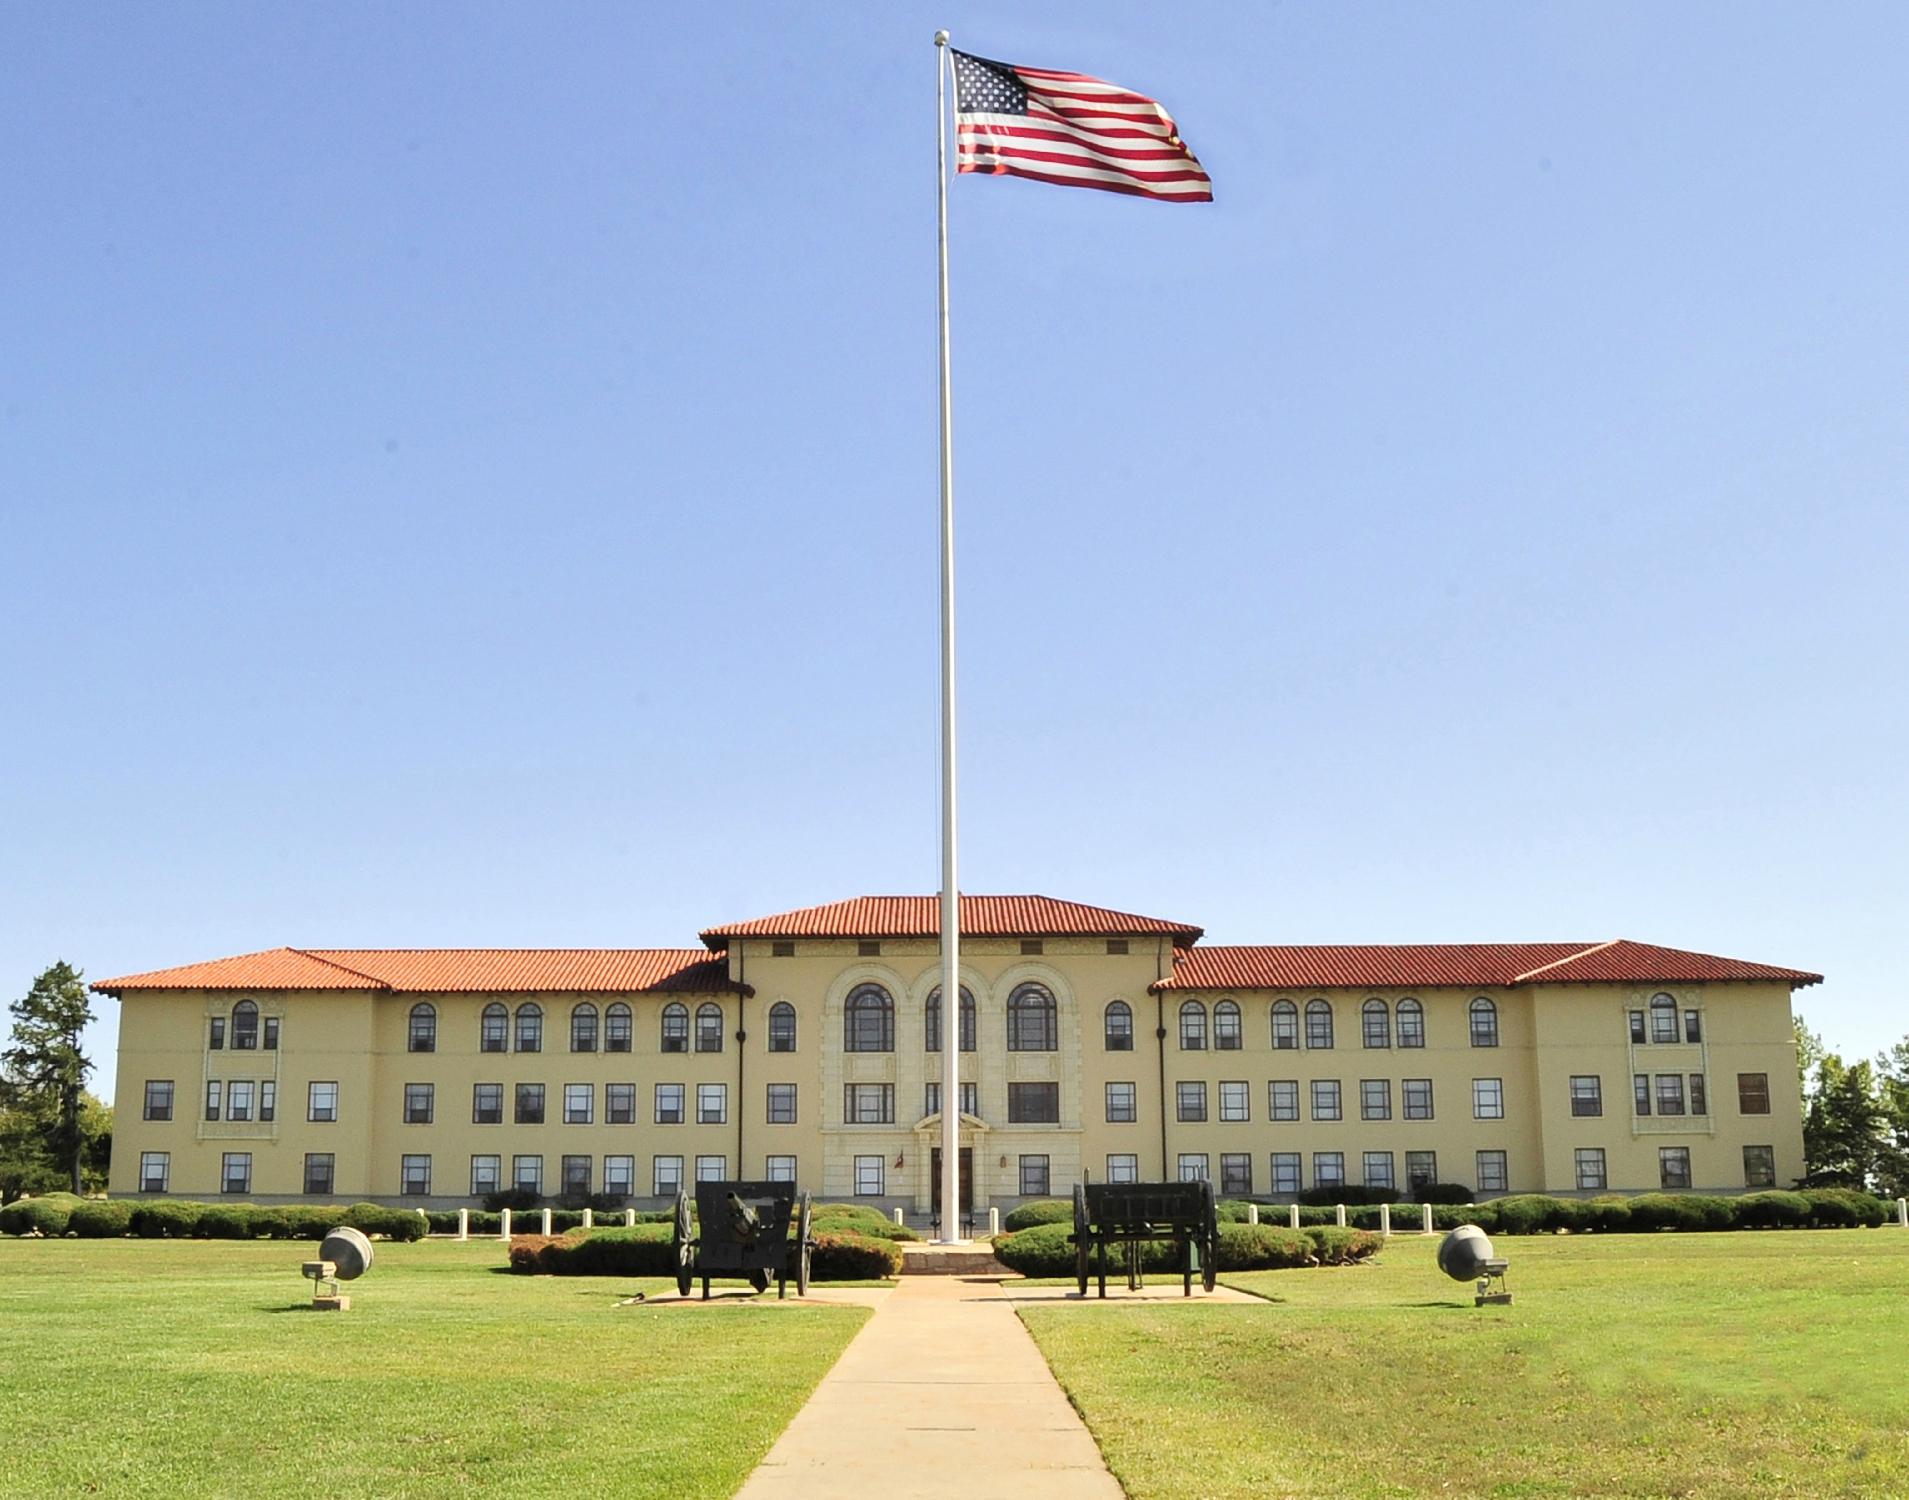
[4, 3, 1904, 1101]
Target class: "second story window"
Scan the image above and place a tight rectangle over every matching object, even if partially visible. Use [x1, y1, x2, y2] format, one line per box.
[1306, 999, 1334, 1049]
[1362, 999, 1390, 1049]
[515, 1003, 543, 1054]
[926, 986, 975, 1053]
[481, 1003, 508, 1052]
[1104, 1000, 1133, 1051]
[1178, 1000, 1207, 1051]
[571, 1004, 598, 1053]
[605, 1003, 632, 1053]
[1649, 993, 1679, 1044]
[695, 1003, 726, 1053]
[1007, 984, 1057, 1052]
[844, 984, 894, 1053]
[232, 1000, 259, 1050]
[1213, 1000, 1242, 1050]
[408, 1003, 436, 1053]
[768, 1002, 797, 1053]
[1271, 999, 1299, 1050]
[1396, 998, 1425, 1048]
[661, 1002, 690, 1054]
[1469, 997, 1499, 1048]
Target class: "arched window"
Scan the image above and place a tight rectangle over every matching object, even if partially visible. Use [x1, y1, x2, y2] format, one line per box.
[767, 1001, 797, 1053]
[1305, 999, 1334, 1049]
[1214, 999, 1242, 1051]
[605, 1003, 632, 1053]
[696, 1002, 725, 1053]
[481, 1002, 508, 1053]
[570, 1003, 598, 1053]
[1008, 983, 1058, 1052]
[1179, 1000, 1208, 1051]
[515, 1002, 543, 1053]
[1271, 1000, 1299, 1050]
[1649, 992, 1678, 1044]
[661, 1002, 689, 1053]
[1362, 998, 1391, 1049]
[925, 986, 975, 1052]
[1396, 997, 1424, 1049]
[1104, 1000, 1134, 1051]
[408, 1002, 437, 1053]
[844, 984, 894, 1052]
[1469, 997, 1499, 1048]
[232, 999, 259, 1051]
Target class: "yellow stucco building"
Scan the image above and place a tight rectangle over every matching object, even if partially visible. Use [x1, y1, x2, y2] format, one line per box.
[96, 895, 1819, 1213]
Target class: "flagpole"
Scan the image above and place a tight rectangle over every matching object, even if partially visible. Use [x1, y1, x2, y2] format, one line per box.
[933, 29, 964, 1245]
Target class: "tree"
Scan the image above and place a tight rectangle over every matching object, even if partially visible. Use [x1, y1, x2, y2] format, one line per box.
[1803, 1053, 1885, 1189]
[1794, 1013, 1825, 1107]
[3, 962, 94, 1195]
[1875, 1036, 1909, 1201]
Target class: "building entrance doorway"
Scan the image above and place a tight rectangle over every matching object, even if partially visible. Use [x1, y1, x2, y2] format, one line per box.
[930, 1147, 973, 1212]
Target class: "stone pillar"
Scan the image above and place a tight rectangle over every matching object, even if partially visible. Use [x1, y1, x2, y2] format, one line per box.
[500, 1207, 513, 1239]
[988, 1206, 1000, 1236]
[582, 1208, 593, 1230]
[1288, 1204, 1300, 1230]
[456, 1208, 469, 1242]
[1247, 1203, 1259, 1225]
[1421, 1203, 1434, 1235]
[1379, 1203, 1391, 1237]
[624, 1208, 636, 1228]
[1334, 1204, 1346, 1228]
[540, 1208, 553, 1237]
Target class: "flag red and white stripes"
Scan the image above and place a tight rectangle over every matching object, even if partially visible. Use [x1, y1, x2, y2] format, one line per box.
[950, 50, 1211, 203]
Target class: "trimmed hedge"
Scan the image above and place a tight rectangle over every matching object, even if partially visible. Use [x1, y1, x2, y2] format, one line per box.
[1297, 1184, 1401, 1206]
[1803, 1188, 1888, 1228]
[508, 1224, 903, 1281]
[991, 1221, 1383, 1277]
[809, 1204, 920, 1242]
[67, 1200, 135, 1237]
[118, 1202, 426, 1241]
[0, 1194, 83, 1236]
[1003, 1200, 1074, 1232]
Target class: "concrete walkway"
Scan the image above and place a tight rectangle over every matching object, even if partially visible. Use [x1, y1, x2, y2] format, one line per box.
[734, 1275, 1132, 1499]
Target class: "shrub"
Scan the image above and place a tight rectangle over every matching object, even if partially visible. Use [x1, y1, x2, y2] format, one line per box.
[809, 1204, 920, 1241]
[1582, 1197, 1632, 1234]
[246, 1209, 294, 1240]
[1621, 1194, 1732, 1232]
[1732, 1190, 1812, 1229]
[1002, 1200, 1074, 1232]
[198, 1206, 252, 1239]
[1485, 1194, 1571, 1235]
[1214, 1200, 1259, 1223]
[991, 1220, 1382, 1277]
[511, 1224, 677, 1276]
[810, 1231, 903, 1280]
[484, 1188, 544, 1213]
[468, 1211, 503, 1235]
[1802, 1188, 1887, 1228]
[1297, 1184, 1400, 1206]
[340, 1202, 428, 1242]
[1218, 1224, 1319, 1269]
[994, 1223, 1181, 1278]
[1411, 1182, 1475, 1205]
[0, 1196, 79, 1236]
[1304, 1226, 1385, 1264]
[129, 1201, 205, 1238]
[67, 1200, 134, 1237]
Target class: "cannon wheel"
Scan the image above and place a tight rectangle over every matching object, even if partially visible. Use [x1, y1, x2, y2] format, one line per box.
[1200, 1179, 1219, 1292]
[673, 1188, 694, 1298]
[794, 1192, 813, 1298]
[1073, 1183, 1090, 1296]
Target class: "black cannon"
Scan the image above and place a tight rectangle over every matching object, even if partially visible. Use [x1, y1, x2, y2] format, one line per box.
[1070, 1178, 1220, 1298]
[672, 1180, 815, 1300]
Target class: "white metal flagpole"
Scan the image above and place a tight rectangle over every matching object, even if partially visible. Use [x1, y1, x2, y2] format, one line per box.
[933, 29, 964, 1245]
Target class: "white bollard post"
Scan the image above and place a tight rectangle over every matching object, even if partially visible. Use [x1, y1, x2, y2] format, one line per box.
[1335, 1204, 1347, 1228]
[893, 1206, 905, 1225]
[500, 1207, 512, 1240]
[988, 1206, 1000, 1236]
[418, 1208, 430, 1233]
[457, 1208, 469, 1242]
[624, 1208, 636, 1228]
[582, 1208, 593, 1230]
[1898, 1198, 1907, 1228]
[1379, 1203, 1391, 1237]
[1288, 1203, 1300, 1231]
[1421, 1203, 1434, 1236]
[540, 1208, 553, 1237]
[1247, 1203, 1259, 1225]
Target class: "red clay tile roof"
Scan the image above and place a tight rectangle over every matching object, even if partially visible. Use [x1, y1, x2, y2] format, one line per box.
[700, 895, 1203, 949]
[92, 948, 742, 996]
[1154, 941, 1820, 991]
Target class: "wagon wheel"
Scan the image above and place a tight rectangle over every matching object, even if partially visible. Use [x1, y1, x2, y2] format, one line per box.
[1073, 1182, 1090, 1296]
[1200, 1178, 1219, 1292]
[794, 1192, 813, 1298]
[673, 1188, 695, 1298]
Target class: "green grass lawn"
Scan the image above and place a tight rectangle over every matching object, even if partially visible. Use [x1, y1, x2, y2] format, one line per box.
[1021, 1229, 1909, 1498]
[0, 1237, 869, 1498]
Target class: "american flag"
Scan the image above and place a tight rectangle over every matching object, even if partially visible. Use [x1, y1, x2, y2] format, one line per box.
[951, 49, 1212, 203]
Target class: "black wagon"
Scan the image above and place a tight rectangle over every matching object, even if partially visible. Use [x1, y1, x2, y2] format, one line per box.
[671, 1180, 815, 1299]
[1070, 1178, 1220, 1297]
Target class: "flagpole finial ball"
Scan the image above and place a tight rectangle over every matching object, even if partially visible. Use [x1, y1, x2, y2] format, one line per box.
[934, 31, 949, 47]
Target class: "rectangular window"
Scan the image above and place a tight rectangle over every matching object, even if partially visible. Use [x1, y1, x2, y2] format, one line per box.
[1476, 1149, 1508, 1193]
[473, 1083, 504, 1124]
[1220, 1153, 1253, 1196]
[259, 1081, 276, 1123]
[1270, 1152, 1301, 1195]
[1403, 1078, 1434, 1120]
[228, 1080, 254, 1122]
[854, 1155, 885, 1196]
[1684, 1010, 1702, 1044]
[1105, 1081, 1137, 1123]
[565, 1083, 595, 1125]
[695, 1155, 727, 1183]
[765, 1155, 797, 1183]
[1652, 1003, 1680, 1044]
[1219, 1080, 1250, 1122]
[655, 1084, 685, 1125]
[858, 939, 881, 957]
[1737, 1072, 1771, 1114]
[696, 1083, 727, 1125]
[771, 940, 796, 957]
[1569, 1075, 1603, 1117]
[1743, 1144, 1776, 1188]
[1269, 1080, 1300, 1121]
[470, 1155, 500, 1197]
[204, 1079, 222, 1122]
[606, 1083, 636, 1124]
[1659, 1146, 1691, 1189]
[1689, 1074, 1707, 1116]
[221, 1152, 251, 1195]
[1176, 1081, 1208, 1123]
[1655, 1074, 1686, 1116]
[308, 1080, 338, 1123]
[139, 1151, 170, 1193]
[1009, 1081, 1060, 1124]
[1019, 1155, 1051, 1196]
[562, 1155, 592, 1196]
[263, 1016, 280, 1051]
[1177, 1152, 1210, 1183]
[403, 1083, 433, 1125]
[1106, 1152, 1139, 1184]
[1405, 1151, 1437, 1190]
[1629, 1009, 1646, 1043]
[143, 1079, 174, 1122]
[1312, 1151, 1345, 1188]
[1633, 1074, 1651, 1117]
[603, 1155, 635, 1195]
[1360, 1079, 1391, 1121]
[401, 1154, 432, 1196]
[1106, 938, 1129, 955]
[208, 1016, 225, 1050]
[514, 1155, 544, 1194]
[652, 1155, 682, 1195]
[1020, 939, 1043, 956]
[924, 1081, 978, 1118]
[1311, 1079, 1342, 1121]
[1472, 1077, 1503, 1120]
[766, 1083, 798, 1124]
[304, 1153, 334, 1195]
[1575, 1147, 1606, 1190]
[1362, 1151, 1394, 1190]
[516, 1083, 546, 1125]
[845, 1083, 894, 1124]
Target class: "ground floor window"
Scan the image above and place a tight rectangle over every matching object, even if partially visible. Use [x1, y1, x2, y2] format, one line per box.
[1019, 1155, 1050, 1197]
[514, 1155, 543, 1194]
[1220, 1153, 1252, 1196]
[1742, 1145, 1775, 1187]
[470, 1155, 500, 1197]
[695, 1155, 727, 1183]
[1475, 1149, 1508, 1193]
[563, 1155, 592, 1197]
[1271, 1152, 1301, 1195]
[1362, 1151, 1394, 1190]
[1177, 1152, 1209, 1183]
[653, 1156, 683, 1195]
[854, 1155, 885, 1196]
[1575, 1147, 1606, 1191]
[221, 1152, 251, 1195]
[1405, 1151, 1437, 1190]
[402, 1154, 431, 1196]
[766, 1155, 797, 1183]
[1312, 1151, 1345, 1188]
[1659, 1146, 1691, 1189]
[604, 1155, 635, 1196]
[1105, 1153, 1139, 1184]
[140, 1151, 169, 1193]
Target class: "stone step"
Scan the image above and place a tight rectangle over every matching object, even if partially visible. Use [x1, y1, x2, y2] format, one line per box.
[899, 1242, 1008, 1276]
